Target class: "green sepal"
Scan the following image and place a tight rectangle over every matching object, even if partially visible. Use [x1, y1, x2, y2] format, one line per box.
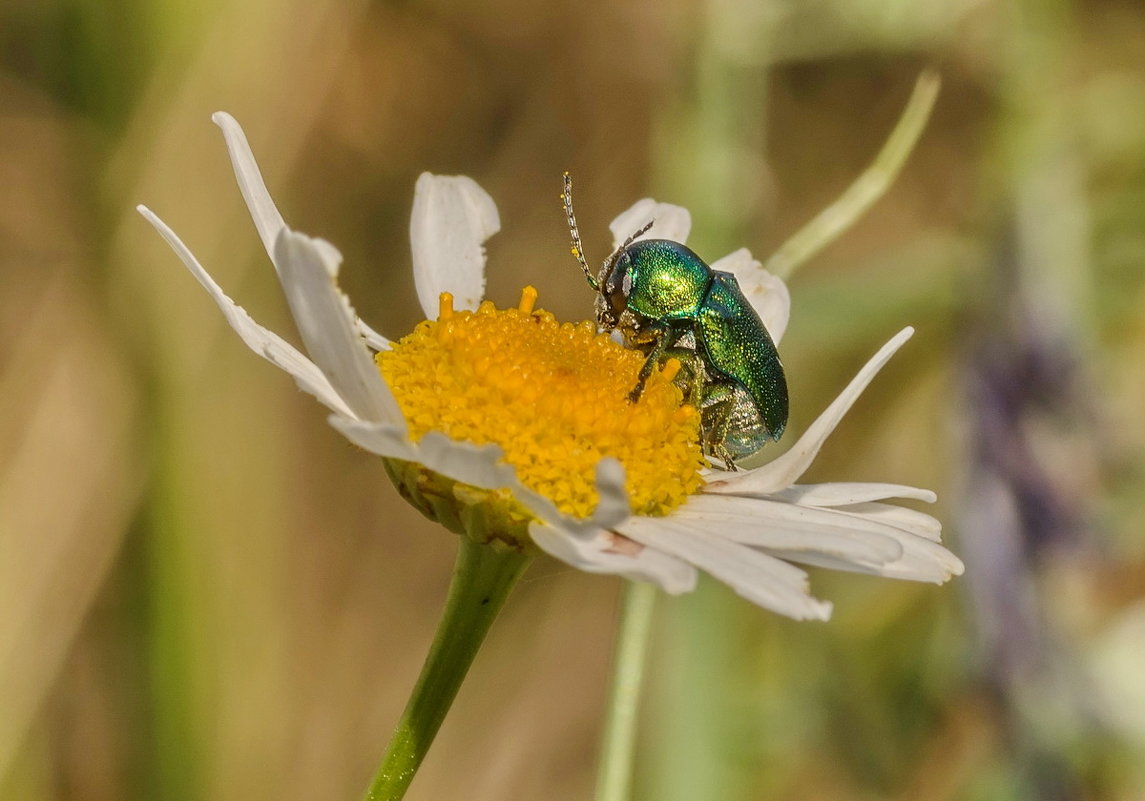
[383, 458, 538, 553]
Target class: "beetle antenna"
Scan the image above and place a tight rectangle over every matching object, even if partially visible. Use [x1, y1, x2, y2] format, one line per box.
[561, 172, 599, 290]
[621, 219, 654, 249]
[602, 218, 655, 276]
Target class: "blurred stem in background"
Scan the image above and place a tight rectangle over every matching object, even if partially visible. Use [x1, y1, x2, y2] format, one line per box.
[595, 582, 658, 801]
[763, 72, 941, 281]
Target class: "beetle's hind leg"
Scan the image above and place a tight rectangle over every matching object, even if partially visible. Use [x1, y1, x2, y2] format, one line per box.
[699, 382, 742, 471]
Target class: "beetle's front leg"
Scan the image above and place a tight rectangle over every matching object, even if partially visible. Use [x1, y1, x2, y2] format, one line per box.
[626, 324, 682, 403]
[662, 346, 707, 407]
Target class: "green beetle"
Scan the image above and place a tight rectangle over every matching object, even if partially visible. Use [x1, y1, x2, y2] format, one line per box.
[561, 173, 788, 469]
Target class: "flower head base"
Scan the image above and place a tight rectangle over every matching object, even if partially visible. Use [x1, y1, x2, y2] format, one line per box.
[380, 287, 705, 535]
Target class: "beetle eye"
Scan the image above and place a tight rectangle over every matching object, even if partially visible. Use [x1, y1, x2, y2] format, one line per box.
[606, 251, 630, 294]
[602, 251, 631, 319]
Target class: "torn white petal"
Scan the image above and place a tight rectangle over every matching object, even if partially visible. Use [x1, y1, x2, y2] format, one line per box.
[529, 522, 697, 594]
[772, 528, 963, 583]
[212, 112, 287, 267]
[410, 173, 499, 317]
[138, 205, 353, 418]
[610, 199, 692, 247]
[763, 482, 937, 507]
[619, 519, 833, 620]
[690, 494, 926, 556]
[767, 502, 961, 582]
[707, 327, 915, 496]
[710, 248, 791, 344]
[881, 534, 965, 581]
[829, 501, 944, 542]
[679, 493, 960, 583]
[673, 496, 902, 565]
[273, 230, 404, 426]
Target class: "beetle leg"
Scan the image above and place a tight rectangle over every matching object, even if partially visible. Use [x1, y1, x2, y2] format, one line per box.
[699, 382, 741, 471]
[661, 346, 707, 406]
[627, 326, 683, 403]
[629, 340, 666, 403]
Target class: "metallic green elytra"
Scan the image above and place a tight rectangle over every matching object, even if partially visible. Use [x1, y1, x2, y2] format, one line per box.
[561, 173, 789, 469]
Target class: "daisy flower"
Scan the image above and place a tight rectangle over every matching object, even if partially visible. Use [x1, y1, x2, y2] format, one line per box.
[138, 113, 962, 624]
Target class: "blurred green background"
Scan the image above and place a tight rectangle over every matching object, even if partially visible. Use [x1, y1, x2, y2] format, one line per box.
[3, 0, 1144, 798]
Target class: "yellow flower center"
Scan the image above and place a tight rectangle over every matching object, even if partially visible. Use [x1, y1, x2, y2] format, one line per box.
[378, 287, 704, 522]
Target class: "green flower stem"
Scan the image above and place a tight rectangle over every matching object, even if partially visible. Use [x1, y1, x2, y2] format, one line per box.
[595, 580, 658, 801]
[363, 538, 532, 801]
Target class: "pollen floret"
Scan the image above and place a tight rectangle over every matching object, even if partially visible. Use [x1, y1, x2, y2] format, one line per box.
[379, 288, 705, 521]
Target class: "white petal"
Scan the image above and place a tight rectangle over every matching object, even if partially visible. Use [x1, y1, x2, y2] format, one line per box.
[771, 531, 962, 583]
[137, 205, 354, 418]
[610, 199, 692, 247]
[492, 459, 633, 539]
[330, 419, 520, 488]
[769, 482, 937, 507]
[706, 327, 915, 496]
[676, 494, 904, 565]
[328, 416, 417, 460]
[618, 518, 833, 620]
[273, 230, 404, 425]
[529, 522, 697, 594]
[830, 501, 944, 542]
[329, 419, 582, 532]
[330, 418, 629, 540]
[410, 431, 519, 488]
[212, 112, 287, 267]
[692, 494, 925, 552]
[410, 173, 500, 317]
[356, 319, 392, 351]
[709, 248, 791, 344]
[758, 501, 960, 582]
[330, 419, 582, 536]
[679, 493, 961, 582]
[214, 114, 395, 355]
[874, 534, 964, 581]
[591, 458, 631, 529]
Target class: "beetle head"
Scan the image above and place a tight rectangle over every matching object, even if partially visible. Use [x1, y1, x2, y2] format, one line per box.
[596, 221, 653, 330]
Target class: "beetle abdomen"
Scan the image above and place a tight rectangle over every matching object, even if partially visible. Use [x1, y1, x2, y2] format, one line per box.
[717, 386, 774, 460]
